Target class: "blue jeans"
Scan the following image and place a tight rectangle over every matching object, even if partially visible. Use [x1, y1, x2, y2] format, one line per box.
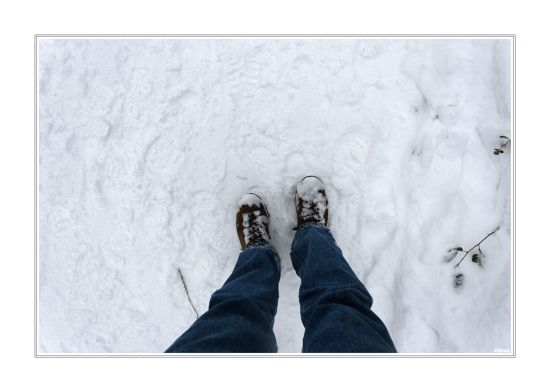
[165, 225, 396, 353]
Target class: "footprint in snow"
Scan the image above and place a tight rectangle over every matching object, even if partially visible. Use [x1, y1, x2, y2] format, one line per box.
[144, 133, 185, 177]
[356, 41, 382, 60]
[357, 176, 398, 255]
[331, 131, 370, 181]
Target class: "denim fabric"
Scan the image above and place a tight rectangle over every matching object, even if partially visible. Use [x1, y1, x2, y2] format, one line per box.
[165, 226, 396, 353]
[291, 225, 396, 353]
[165, 244, 281, 353]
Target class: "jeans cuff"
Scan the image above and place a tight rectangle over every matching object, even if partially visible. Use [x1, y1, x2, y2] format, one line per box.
[292, 224, 334, 254]
[295, 223, 331, 235]
[243, 242, 281, 272]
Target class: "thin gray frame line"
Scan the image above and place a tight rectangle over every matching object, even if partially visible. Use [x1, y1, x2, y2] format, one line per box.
[34, 34, 516, 358]
[34, 34, 39, 358]
[34, 33, 516, 38]
[512, 34, 517, 356]
[36, 353, 514, 358]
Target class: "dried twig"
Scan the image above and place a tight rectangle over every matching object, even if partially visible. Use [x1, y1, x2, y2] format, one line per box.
[494, 136, 511, 155]
[178, 267, 199, 319]
[455, 226, 500, 268]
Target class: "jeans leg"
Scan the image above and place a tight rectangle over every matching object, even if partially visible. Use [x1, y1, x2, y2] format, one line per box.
[165, 244, 281, 353]
[290, 224, 397, 353]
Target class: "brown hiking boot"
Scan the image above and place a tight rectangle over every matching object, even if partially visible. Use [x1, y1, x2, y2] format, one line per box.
[236, 193, 271, 250]
[294, 176, 329, 229]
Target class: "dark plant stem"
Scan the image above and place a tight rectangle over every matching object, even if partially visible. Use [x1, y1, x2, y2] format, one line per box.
[455, 226, 500, 268]
[178, 267, 199, 319]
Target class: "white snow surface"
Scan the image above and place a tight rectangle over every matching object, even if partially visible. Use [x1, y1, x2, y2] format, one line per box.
[238, 192, 262, 207]
[39, 39, 512, 353]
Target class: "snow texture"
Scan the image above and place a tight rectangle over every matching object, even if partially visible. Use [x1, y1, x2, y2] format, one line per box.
[238, 192, 262, 208]
[39, 39, 512, 353]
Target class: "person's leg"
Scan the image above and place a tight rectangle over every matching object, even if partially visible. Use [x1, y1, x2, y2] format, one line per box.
[165, 193, 280, 353]
[291, 225, 396, 353]
[165, 243, 280, 353]
[290, 176, 396, 353]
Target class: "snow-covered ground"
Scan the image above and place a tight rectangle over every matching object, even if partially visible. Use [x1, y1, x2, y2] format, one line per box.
[38, 38, 512, 353]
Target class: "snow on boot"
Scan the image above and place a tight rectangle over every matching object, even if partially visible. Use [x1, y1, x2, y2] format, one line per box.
[294, 176, 329, 229]
[236, 193, 271, 250]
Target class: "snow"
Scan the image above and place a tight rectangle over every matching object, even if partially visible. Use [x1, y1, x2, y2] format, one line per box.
[38, 38, 512, 353]
[238, 192, 262, 208]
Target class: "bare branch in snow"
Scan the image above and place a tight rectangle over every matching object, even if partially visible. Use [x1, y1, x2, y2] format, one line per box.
[454, 226, 500, 268]
[178, 267, 199, 319]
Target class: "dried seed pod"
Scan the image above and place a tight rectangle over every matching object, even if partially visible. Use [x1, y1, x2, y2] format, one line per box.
[444, 248, 459, 262]
[454, 273, 464, 288]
